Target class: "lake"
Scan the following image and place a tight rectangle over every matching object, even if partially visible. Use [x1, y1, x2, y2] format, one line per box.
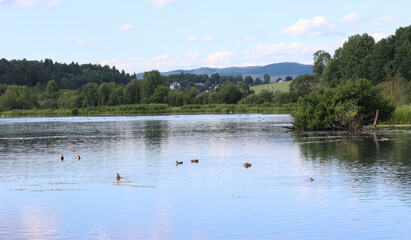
[1, 114, 411, 239]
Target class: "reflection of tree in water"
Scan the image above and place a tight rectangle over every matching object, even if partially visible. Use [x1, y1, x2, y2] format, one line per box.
[143, 121, 169, 147]
[295, 132, 411, 198]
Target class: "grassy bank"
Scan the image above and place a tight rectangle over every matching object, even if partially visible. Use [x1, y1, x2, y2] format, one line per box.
[0, 103, 297, 117]
[382, 104, 411, 124]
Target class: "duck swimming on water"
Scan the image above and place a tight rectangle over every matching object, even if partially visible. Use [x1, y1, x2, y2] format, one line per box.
[60, 155, 64, 161]
[243, 163, 252, 168]
[116, 173, 121, 181]
[308, 177, 314, 182]
[176, 161, 183, 165]
[76, 155, 81, 161]
[191, 159, 199, 163]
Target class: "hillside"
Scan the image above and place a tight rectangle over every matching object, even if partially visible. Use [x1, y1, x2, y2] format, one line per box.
[137, 62, 313, 79]
[251, 81, 291, 94]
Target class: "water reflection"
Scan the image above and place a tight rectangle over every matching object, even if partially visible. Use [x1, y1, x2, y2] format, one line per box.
[295, 131, 411, 202]
[1, 115, 411, 239]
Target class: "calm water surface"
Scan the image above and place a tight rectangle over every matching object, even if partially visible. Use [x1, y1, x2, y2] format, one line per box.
[1, 114, 411, 239]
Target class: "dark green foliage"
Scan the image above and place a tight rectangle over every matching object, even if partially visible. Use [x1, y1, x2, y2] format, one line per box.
[254, 77, 262, 85]
[166, 90, 184, 106]
[313, 50, 331, 76]
[57, 89, 81, 109]
[81, 83, 99, 107]
[244, 76, 254, 86]
[289, 74, 319, 101]
[123, 79, 142, 104]
[141, 70, 168, 103]
[0, 58, 133, 89]
[321, 25, 410, 87]
[263, 74, 270, 84]
[152, 85, 170, 103]
[294, 79, 394, 130]
[45, 80, 59, 100]
[392, 26, 411, 81]
[210, 82, 242, 104]
[0, 85, 37, 110]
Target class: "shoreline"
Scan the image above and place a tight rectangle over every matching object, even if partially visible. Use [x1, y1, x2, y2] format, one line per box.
[0, 103, 297, 117]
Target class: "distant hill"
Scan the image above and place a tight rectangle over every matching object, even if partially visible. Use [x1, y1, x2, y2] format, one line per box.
[137, 62, 313, 79]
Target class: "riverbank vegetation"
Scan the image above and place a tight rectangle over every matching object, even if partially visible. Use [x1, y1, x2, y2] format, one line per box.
[293, 25, 410, 130]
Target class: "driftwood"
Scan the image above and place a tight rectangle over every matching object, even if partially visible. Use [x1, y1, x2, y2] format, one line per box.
[282, 126, 294, 130]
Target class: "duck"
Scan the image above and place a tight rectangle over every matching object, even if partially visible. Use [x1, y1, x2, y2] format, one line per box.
[76, 155, 81, 161]
[243, 162, 252, 168]
[381, 137, 389, 141]
[176, 161, 183, 165]
[116, 173, 121, 181]
[191, 159, 199, 163]
[308, 177, 314, 182]
[60, 155, 64, 161]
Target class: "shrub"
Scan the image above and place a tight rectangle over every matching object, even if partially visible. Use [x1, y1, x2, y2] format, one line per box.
[293, 79, 394, 130]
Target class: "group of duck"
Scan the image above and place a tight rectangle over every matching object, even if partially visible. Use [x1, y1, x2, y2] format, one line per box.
[60, 154, 80, 161]
[59, 156, 314, 182]
[176, 159, 199, 165]
[60, 154, 122, 181]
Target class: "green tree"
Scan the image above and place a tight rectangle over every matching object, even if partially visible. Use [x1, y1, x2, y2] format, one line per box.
[152, 85, 170, 103]
[215, 82, 242, 104]
[244, 76, 254, 86]
[322, 34, 375, 87]
[0, 87, 17, 110]
[124, 79, 142, 104]
[289, 74, 319, 101]
[313, 50, 331, 76]
[45, 80, 59, 100]
[167, 90, 184, 106]
[141, 70, 168, 103]
[57, 90, 81, 109]
[263, 74, 270, 84]
[97, 83, 115, 106]
[81, 83, 99, 107]
[254, 77, 262, 85]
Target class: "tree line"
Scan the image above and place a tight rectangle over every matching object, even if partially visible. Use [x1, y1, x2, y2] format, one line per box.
[0, 59, 284, 111]
[0, 70, 269, 111]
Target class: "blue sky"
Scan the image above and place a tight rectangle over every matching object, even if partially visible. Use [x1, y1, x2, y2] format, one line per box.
[0, 0, 410, 74]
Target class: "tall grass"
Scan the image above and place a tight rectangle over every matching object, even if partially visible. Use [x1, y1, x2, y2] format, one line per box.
[0, 103, 297, 117]
[383, 104, 411, 124]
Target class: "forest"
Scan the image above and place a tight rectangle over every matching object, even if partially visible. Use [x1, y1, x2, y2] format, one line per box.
[0, 25, 410, 129]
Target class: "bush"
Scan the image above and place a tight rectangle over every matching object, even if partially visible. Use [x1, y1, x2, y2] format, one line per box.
[293, 79, 395, 130]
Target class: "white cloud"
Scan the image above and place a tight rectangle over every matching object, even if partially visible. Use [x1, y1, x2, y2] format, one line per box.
[100, 51, 202, 73]
[145, 0, 181, 8]
[120, 24, 140, 31]
[203, 51, 238, 67]
[46, 0, 59, 7]
[180, 51, 199, 59]
[340, 13, 360, 23]
[371, 32, 392, 42]
[186, 36, 215, 43]
[0, 0, 60, 7]
[281, 16, 328, 37]
[0, 0, 39, 7]
[151, 54, 170, 61]
[75, 40, 94, 47]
